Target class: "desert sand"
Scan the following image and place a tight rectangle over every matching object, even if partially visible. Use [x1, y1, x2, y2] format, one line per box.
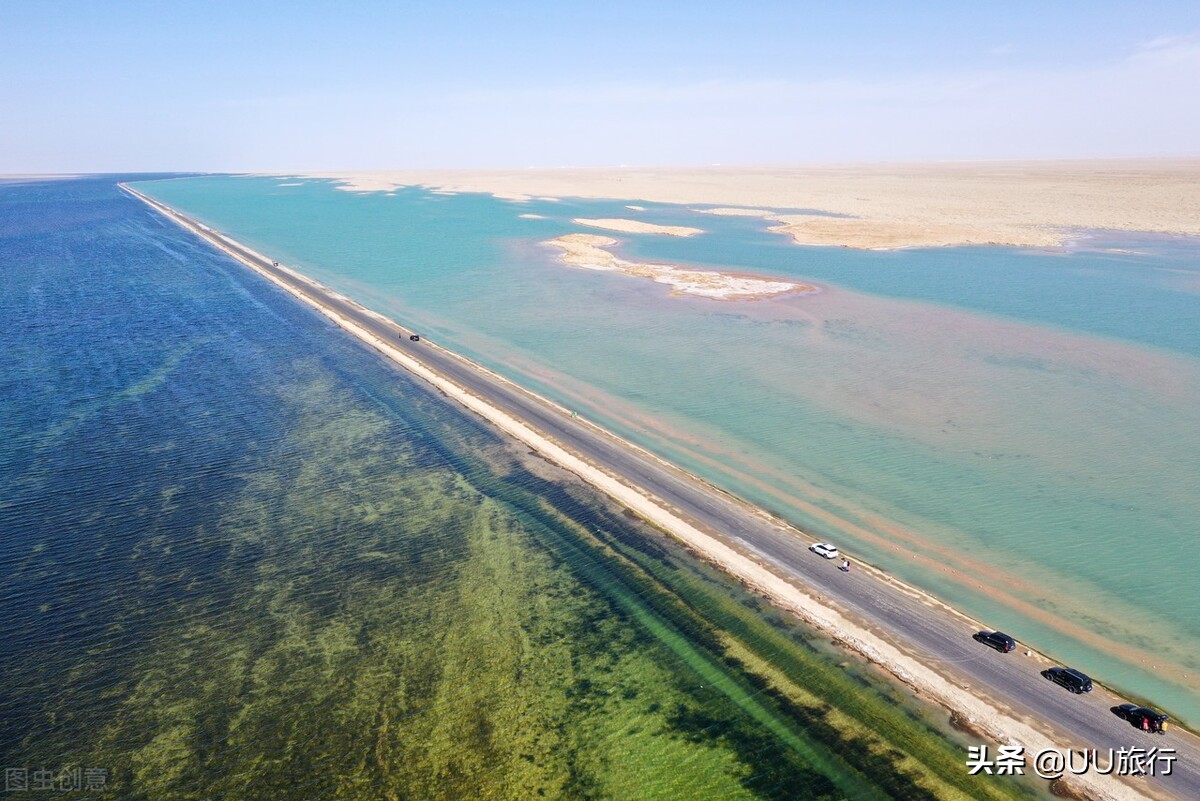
[309, 160, 1200, 249]
[0, 173, 82, 182]
[545, 233, 813, 300]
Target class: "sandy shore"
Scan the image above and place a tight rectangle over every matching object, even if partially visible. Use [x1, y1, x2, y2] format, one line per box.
[1, 173, 82, 182]
[699, 207, 1057, 250]
[573, 217, 703, 237]
[125, 183, 1165, 800]
[545, 233, 811, 300]
[308, 160, 1200, 250]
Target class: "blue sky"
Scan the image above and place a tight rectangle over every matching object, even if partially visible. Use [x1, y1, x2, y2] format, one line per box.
[3, 1, 1199, 171]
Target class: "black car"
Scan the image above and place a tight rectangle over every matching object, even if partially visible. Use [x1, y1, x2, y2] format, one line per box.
[1042, 666, 1093, 694]
[973, 631, 1017, 653]
[1113, 704, 1169, 733]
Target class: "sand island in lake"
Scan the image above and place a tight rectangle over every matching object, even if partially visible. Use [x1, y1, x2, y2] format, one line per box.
[572, 218, 703, 237]
[545, 233, 812, 300]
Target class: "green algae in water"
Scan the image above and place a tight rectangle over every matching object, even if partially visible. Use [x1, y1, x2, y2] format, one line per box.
[14, 362, 810, 799]
[8, 352, 1031, 800]
[18, 359, 1027, 799]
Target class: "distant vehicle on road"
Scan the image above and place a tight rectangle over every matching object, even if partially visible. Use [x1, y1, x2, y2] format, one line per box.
[1113, 704, 1169, 733]
[809, 543, 839, 559]
[973, 631, 1017, 653]
[1042, 666, 1093, 694]
[409, 334, 420, 342]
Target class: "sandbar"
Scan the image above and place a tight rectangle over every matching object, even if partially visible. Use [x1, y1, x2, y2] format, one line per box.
[0, 174, 82, 183]
[309, 160, 1200, 250]
[572, 217, 703, 237]
[693, 207, 777, 217]
[706, 210, 1061, 250]
[545, 233, 812, 300]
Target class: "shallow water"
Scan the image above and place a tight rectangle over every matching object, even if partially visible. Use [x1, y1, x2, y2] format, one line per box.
[2, 177, 1027, 799]
[135, 175, 1200, 724]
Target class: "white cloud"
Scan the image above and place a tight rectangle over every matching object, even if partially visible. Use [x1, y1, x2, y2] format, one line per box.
[1133, 33, 1199, 53]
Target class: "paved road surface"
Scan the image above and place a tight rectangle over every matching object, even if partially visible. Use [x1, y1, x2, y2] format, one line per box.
[126, 185, 1200, 800]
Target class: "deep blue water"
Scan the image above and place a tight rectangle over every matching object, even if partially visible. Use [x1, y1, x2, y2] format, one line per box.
[1, 174, 324, 737]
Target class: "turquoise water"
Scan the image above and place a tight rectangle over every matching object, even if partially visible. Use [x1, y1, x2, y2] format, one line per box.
[136, 176, 1200, 724]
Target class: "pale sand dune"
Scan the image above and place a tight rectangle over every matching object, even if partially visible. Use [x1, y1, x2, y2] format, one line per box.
[689, 204, 1056, 249]
[545, 233, 812, 300]
[770, 216, 1064, 250]
[1, 174, 82, 182]
[573, 217, 703, 237]
[309, 160, 1200, 249]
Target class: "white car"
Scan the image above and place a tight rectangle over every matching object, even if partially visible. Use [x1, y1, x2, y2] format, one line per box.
[809, 542, 839, 559]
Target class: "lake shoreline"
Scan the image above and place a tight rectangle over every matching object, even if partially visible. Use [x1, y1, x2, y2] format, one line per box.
[304, 160, 1200, 250]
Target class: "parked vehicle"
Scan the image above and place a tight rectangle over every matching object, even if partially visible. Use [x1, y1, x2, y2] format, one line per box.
[409, 334, 420, 342]
[1042, 666, 1093, 694]
[973, 631, 1017, 653]
[1113, 704, 1169, 734]
[809, 543, 839, 559]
